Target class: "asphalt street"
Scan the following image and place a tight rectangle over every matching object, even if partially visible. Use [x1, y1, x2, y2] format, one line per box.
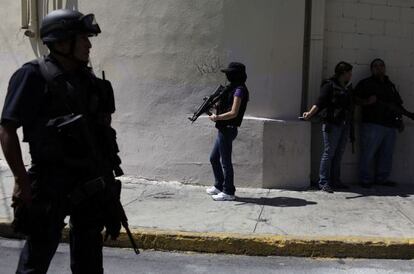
[0, 238, 413, 274]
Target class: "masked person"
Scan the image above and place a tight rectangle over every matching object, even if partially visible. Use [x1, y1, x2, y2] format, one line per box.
[205, 62, 249, 201]
[0, 9, 124, 273]
[303, 61, 354, 193]
[355, 58, 414, 188]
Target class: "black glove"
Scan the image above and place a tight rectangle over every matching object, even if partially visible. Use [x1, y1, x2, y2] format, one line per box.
[104, 179, 122, 240]
[11, 202, 31, 235]
[104, 215, 121, 240]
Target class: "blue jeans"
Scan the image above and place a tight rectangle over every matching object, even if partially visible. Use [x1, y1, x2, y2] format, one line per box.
[319, 123, 350, 187]
[210, 127, 238, 195]
[359, 123, 397, 184]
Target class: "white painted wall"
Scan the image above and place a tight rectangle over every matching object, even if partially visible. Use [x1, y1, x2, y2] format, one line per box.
[80, 0, 307, 186]
[311, 0, 414, 185]
[0, 0, 309, 188]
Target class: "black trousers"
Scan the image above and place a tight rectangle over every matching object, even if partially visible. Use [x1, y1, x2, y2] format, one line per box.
[15, 182, 105, 274]
[16, 216, 104, 274]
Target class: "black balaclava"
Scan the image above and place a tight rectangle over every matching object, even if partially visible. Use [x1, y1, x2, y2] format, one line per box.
[226, 71, 247, 86]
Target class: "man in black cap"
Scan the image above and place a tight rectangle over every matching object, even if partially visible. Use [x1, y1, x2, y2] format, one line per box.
[0, 9, 123, 273]
[206, 62, 249, 201]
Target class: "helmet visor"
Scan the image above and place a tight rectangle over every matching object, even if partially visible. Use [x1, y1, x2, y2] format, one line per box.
[80, 14, 101, 36]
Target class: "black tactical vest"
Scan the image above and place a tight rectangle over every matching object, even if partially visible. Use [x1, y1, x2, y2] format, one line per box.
[27, 56, 122, 177]
[215, 84, 249, 128]
[322, 80, 353, 125]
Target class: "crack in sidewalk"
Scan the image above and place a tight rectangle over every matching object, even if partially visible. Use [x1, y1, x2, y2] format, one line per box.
[253, 189, 270, 233]
[253, 205, 265, 233]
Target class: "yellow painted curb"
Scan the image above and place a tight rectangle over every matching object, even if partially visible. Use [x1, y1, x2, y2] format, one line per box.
[1, 222, 413, 259]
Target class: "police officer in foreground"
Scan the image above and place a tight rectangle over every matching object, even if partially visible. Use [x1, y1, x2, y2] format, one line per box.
[0, 9, 123, 273]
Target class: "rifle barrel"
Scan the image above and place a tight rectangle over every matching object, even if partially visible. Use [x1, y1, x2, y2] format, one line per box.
[122, 221, 140, 255]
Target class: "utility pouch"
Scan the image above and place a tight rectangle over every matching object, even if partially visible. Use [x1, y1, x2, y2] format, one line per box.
[95, 78, 115, 114]
[39, 114, 93, 166]
[69, 177, 106, 206]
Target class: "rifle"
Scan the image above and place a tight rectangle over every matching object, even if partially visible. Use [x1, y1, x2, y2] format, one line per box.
[98, 72, 139, 254]
[104, 188, 140, 255]
[118, 203, 140, 255]
[376, 100, 414, 120]
[188, 85, 228, 123]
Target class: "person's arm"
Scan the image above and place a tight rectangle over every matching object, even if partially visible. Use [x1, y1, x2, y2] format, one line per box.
[0, 123, 31, 206]
[302, 105, 319, 120]
[302, 82, 331, 120]
[396, 104, 414, 120]
[0, 66, 45, 206]
[210, 96, 242, 121]
[387, 85, 414, 120]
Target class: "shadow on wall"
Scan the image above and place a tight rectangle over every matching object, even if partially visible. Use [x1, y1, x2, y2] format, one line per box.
[29, 0, 79, 57]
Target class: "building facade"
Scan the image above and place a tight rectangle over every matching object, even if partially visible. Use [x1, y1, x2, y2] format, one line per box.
[1, 0, 414, 188]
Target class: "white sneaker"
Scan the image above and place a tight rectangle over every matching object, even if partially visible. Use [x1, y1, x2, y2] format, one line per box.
[206, 186, 221, 195]
[212, 192, 235, 201]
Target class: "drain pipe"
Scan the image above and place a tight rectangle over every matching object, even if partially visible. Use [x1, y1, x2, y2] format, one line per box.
[300, 0, 313, 115]
[21, 0, 29, 29]
[23, 0, 39, 38]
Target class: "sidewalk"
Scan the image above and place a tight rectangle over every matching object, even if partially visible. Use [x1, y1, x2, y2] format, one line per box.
[0, 164, 413, 259]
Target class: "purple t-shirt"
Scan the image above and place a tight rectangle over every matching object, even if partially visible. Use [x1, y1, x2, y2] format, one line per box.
[234, 88, 244, 98]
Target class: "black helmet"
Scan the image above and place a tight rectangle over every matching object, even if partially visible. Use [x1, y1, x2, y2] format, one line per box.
[40, 9, 101, 43]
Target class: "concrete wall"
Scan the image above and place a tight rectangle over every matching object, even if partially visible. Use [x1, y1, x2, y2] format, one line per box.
[310, 0, 414, 185]
[78, 0, 308, 186]
[0, 0, 310, 188]
[263, 120, 310, 189]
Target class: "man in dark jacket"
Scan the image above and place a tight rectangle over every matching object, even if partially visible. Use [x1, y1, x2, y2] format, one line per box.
[355, 58, 414, 188]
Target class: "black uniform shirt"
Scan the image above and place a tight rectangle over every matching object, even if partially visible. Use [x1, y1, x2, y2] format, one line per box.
[355, 76, 403, 128]
[1, 57, 94, 142]
[1, 62, 46, 142]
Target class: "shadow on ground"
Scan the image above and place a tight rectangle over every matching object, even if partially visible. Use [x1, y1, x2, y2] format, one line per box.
[235, 197, 317, 207]
[309, 182, 414, 199]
